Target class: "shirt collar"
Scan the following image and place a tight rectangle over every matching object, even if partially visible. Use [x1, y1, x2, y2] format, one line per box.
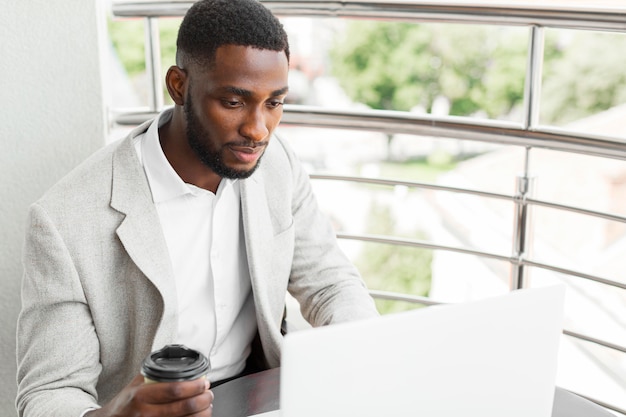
[141, 108, 233, 203]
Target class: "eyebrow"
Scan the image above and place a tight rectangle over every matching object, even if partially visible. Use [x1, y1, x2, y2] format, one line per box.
[224, 85, 289, 97]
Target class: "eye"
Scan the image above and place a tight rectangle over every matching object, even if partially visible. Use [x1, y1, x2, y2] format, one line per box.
[267, 100, 284, 109]
[222, 99, 243, 108]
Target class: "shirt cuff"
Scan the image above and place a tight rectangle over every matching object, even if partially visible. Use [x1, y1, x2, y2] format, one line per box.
[79, 407, 100, 417]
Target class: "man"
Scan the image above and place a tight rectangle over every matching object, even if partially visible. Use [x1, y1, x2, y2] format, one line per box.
[16, 0, 378, 416]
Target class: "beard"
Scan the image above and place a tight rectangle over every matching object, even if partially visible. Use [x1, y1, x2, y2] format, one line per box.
[184, 91, 263, 180]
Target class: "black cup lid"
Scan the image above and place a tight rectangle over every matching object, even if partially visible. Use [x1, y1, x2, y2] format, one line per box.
[141, 344, 210, 382]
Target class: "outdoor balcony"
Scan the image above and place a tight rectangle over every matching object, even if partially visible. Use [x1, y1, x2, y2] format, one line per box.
[1, 1, 625, 416]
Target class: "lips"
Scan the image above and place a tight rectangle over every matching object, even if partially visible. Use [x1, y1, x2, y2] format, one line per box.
[228, 144, 266, 164]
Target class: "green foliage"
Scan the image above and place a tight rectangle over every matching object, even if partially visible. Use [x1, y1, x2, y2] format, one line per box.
[331, 21, 626, 125]
[108, 17, 181, 104]
[158, 17, 183, 67]
[478, 30, 529, 118]
[355, 202, 432, 314]
[371, 155, 458, 183]
[330, 22, 527, 118]
[541, 31, 626, 124]
[108, 17, 181, 76]
[108, 18, 146, 76]
[378, 158, 456, 183]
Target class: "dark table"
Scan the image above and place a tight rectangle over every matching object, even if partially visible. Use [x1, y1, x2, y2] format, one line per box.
[212, 368, 614, 417]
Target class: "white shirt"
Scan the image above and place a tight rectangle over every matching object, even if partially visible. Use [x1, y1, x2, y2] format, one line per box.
[133, 110, 258, 381]
[79, 111, 257, 417]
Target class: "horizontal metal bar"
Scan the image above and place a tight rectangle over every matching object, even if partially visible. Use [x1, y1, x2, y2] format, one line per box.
[369, 292, 626, 368]
[112, 110, 158, 125]
[566, 389, 626, 415]
[311, 174, 626, 226]
[336, 233, 512, 263]
[311, 174, 514, 202]
[369, 290, 626, 351]
[281, 106, 626, 160]
[111, 1, 626, 32]
[337, 232, 626, 291]
[564, 329, 626, 354]
[369, 294, 626, 357]
[522, 259, 626, 290]
[369, 290, 441, 306]
[526, 198, 626, 224]
[112, 1, 192, 17]
[113, 106, 626, 160]
[340, 180, 626, 226]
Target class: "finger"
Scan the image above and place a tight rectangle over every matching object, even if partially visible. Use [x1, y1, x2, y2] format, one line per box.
[140, 378, 210, 404]
[141, 390, 213, 416]
[129, 374, 146, 387]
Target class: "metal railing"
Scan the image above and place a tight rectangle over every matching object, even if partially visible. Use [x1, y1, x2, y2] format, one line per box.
[110, 1, 626, 413]
[113, 1, 626, 31]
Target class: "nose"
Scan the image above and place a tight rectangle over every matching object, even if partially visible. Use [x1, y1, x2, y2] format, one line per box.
[240, 107, 269, 143]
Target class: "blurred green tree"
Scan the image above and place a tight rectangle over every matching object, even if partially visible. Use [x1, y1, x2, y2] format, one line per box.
[541, 31, 626, 124]
[355, 202, 432, 314]
[108, 17, 181, 104]
[330, 21, 625, 125]
[330, 21, 529, 118]
[108, 18, 146, 76]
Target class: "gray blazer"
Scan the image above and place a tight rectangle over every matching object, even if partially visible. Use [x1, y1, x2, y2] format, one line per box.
[16, 117, 378, 417]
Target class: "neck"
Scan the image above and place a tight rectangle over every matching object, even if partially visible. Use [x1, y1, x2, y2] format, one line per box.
[158, 108, 222, 193]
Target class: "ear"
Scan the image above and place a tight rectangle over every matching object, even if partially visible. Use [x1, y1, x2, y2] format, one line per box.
[165, 66, 187, 106]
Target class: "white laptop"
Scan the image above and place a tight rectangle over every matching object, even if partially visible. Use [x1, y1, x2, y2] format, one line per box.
[261, 285, 565, 417]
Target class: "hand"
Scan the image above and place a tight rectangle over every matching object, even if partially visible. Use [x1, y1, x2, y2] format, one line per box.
[87, 374, 213, 417]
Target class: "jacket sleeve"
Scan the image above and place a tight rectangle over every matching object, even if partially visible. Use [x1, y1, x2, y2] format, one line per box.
[277, 138, 379, 326]
[16, 203, 101, 417]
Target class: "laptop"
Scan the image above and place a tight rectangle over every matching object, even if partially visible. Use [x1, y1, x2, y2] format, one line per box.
[269, 285, 566, 417]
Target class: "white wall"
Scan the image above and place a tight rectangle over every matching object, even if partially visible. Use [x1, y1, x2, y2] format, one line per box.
[0, 2, 108, 415]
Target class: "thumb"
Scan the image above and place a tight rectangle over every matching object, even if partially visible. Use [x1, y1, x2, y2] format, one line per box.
[130, 374, 146, 386]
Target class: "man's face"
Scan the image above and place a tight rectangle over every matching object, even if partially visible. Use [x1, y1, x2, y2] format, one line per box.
[183, 45, 289, 179]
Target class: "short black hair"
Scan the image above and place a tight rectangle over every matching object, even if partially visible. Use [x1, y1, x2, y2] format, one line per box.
[176, 0, 290, 69]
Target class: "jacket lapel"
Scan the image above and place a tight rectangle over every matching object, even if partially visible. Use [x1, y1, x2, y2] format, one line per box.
[240, 173, 287, 367]
[109, 131, 178, 348]
[240, 174, 274, 293]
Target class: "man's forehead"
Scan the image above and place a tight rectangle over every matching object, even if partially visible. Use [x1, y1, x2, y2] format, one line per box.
[191, 45, 289, 91]
[213, 44, 288, 63]
[220, 85, 289, 97]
